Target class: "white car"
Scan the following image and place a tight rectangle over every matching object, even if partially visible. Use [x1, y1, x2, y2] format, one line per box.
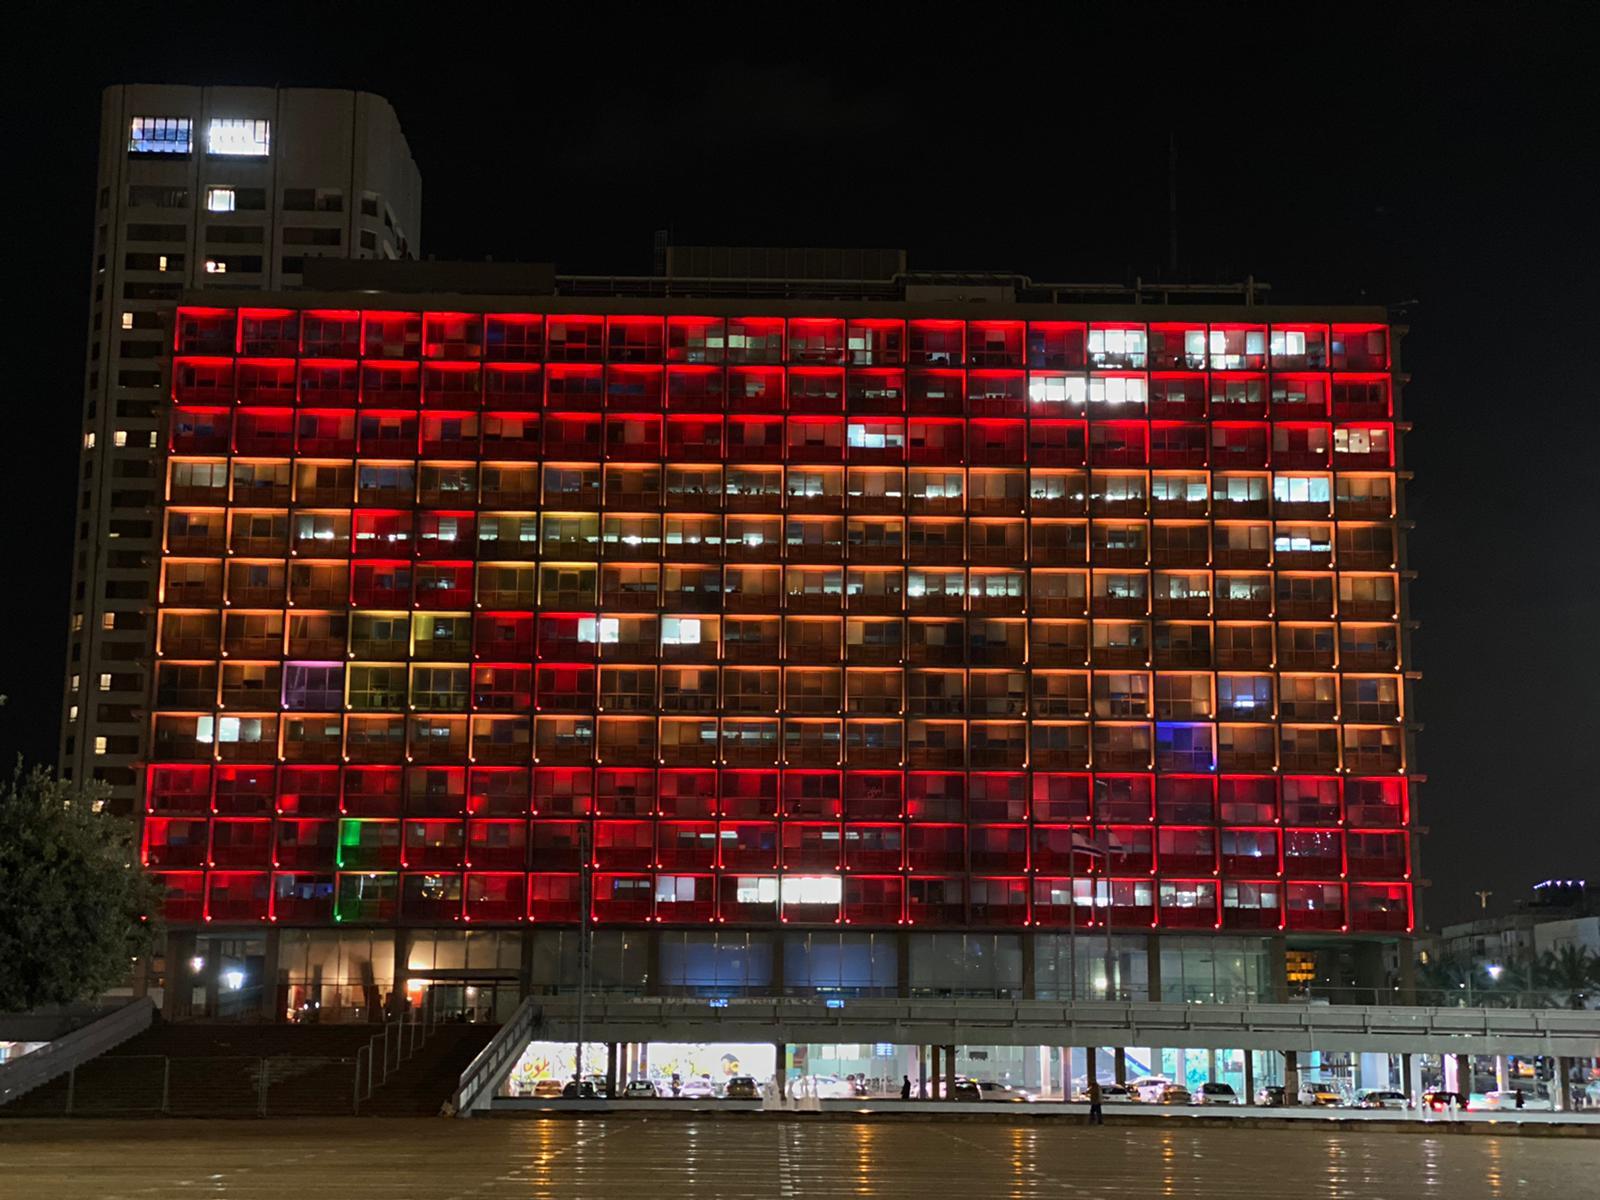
[1129, 1076, 1173, 1103]
[810, 1075, 857, 1100]
[679, 1078, 716, 1099]
[1476, 1089, 1553, 1112]
[1356, 1089, 1409, 1110]
[1192, 1082, 1238, 1105]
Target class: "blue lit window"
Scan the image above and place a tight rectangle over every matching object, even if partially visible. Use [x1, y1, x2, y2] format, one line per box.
[207, 118, 271, 157]
[129, 117, 192, 154]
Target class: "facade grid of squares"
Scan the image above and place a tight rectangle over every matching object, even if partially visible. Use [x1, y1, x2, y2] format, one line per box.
[144, 305, 1415, 937]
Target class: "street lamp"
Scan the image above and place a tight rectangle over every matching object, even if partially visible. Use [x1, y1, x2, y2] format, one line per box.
[1486, 964, 1504, 982]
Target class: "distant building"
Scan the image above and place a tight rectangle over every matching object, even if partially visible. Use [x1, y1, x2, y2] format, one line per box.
[62, 85, 421, 811]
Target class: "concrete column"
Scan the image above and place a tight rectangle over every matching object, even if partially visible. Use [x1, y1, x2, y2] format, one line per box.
[605, 1042, 618, 1097]
[258, 926, 281, 1021]
[518, 927, 535, 998]
[945, 1044, 957, 1101]
[924, 1045, 936, 1099]
[1144, 933, 1162, 1002]
[1443, 1053, 1459, 1093]
[1114, 1047, 1128, 1085]
[1455, 1053, 1472, 1098]
[1494, 1055, 1510, 1092]
[1085, 1046, 1097, 1092]
[1396, 938, 1417, 1005]
[1206, 1047, 1218, 1083]
[1401, 1053, 1416, 1102]
[1359, 1052, 1390, 1093]
[1283, 1050, 1300, 1106]
[1552, 1058, 1569, 1112]
[774, 1042, 786, 1098]
[1244, 1050, 1255, 1104]
[644, 929, 661, 996]
[163, 930, 197, 1020]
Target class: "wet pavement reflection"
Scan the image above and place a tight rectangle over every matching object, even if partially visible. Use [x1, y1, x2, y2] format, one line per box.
[3, 1117, 1594, 1199]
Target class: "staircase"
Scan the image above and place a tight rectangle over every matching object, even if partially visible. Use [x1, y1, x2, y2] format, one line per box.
[0, 1019, 496, 1118]
[358, 1024, 498, 1116]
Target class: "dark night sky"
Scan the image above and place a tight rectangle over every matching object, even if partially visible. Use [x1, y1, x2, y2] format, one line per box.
[4, 4, 1596, 926]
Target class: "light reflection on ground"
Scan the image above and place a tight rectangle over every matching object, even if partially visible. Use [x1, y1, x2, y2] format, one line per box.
[3, 1117, 1594, 1199]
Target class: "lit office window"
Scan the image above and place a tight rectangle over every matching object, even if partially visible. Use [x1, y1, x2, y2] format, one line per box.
[113, 430, 128, 448]
[129, 117, 192, 154]
[206, 118, 271, 156]
[93, 737, 108, 756]
[204, 260, 227, 275]
[206, 186, 236, 213]
[121, 312, 134, 330]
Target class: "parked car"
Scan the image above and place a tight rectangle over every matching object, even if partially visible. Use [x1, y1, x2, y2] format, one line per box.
[1356, 1089, 1409, 1110]
[1153, 1084, 1192, 1105]
[561, 1079, 599, 1099]
[1476, 1089, 1553, 1112]
[1076, 1083, 1136, 1104]
[970, 1081, 1033, 1103]
[531, 1080, 564, 1099]
[622, 1080, 658, 1099]
[1192, 1082, 1238, 1105]
[1422, 1090, 1469, 1112]
[1129, 1076, 1173, 1103]
[1255, 1085, 1287, 1107]
[724, 1076, 761, 1100]
[679, 1078, 716, 1099]
[811, 1075, 857, 1100]
[1301, 1082, 1346, 1107]
[951, 1078, 982, 1101]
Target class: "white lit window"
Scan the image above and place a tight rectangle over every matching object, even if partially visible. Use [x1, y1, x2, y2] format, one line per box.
[735, 877, 780, 905]
[661, 617, 702, 645]
[206, 186, 236, 213]
[195, 717, 215, 745]
[99, 673, 112, 691]
[83, 432, 95, 449]
[93, 737, 108, 756]
[780, 875, 842, 906]
[158, 255, 169, 272]
[217, 716, 242, 743]
[68, 705, 79, 722]
[204, 259, 227, 275]
[101, 613, 116, 630]
[129, 117, 192, 154]
[113, 430, 128, 448]
[206, 118, 271, 157]
[71, 614, 85, 632]
[69, 674, 81, 691]
[148, 431, 159, 448]
[577, 617, 620, 644]
[120, 312, 134, 330]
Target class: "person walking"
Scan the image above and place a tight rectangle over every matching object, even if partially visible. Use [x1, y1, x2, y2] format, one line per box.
[1086, 1079, 1105, 1126]
[901, 1074, 912, 1101]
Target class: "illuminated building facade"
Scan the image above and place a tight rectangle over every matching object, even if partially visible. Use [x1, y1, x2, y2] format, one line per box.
[141, 279, 1418, 1014]
[63, 85, 420, 808]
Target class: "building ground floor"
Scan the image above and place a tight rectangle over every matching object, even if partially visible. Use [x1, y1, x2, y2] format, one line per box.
[137, 926, 1412, 1024]
[500, 1038, 1600, 1112]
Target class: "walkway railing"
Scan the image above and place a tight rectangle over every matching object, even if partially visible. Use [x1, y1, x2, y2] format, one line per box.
[0, 997, 153, 1107]
[450, 997, 539, 1118]
[531, 996, 1600, 1057]
[352, 989, 440, 1113]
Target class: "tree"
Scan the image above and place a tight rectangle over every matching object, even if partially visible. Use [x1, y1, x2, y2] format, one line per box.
[1538, 945, 1600, 1010]
[0, 764, 161, 1011]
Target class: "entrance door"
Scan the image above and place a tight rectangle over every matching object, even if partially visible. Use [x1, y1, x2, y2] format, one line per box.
[427, 980, 517, 1023]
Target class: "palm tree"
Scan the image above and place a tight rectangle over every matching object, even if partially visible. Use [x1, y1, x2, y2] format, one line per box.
[1537, 945, 1600, 1010]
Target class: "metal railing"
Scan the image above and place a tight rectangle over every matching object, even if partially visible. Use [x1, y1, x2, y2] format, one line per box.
[450, 997, 539, 1118]
[351, 989, 440, 1113]
[529, 995, 1600, 1058]
[0, 997, 154, 1107]
[10, 1054, 359, 1117]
